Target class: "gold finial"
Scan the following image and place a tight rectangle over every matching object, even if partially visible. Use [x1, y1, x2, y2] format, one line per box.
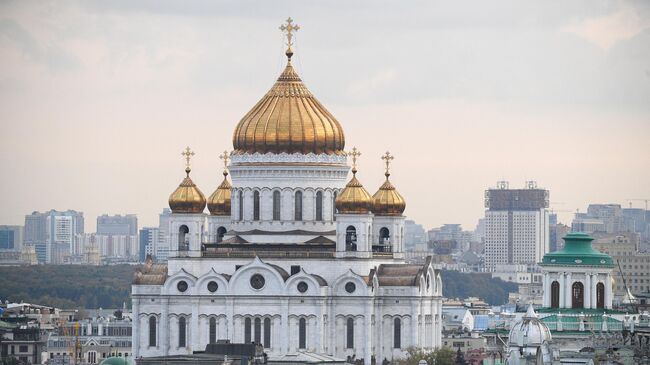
[381, 151, 394, 177]
[219, 150, 230, 176]
[279, 17, 300, 60]
[181, 146, 195, 174]
[347, 147, 361, 174]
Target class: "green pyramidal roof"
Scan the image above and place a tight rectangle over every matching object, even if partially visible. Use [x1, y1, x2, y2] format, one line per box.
[541, 232, 614, 267]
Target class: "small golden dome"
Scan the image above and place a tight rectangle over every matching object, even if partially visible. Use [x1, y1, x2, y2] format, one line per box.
[169, 167, 206, 214]
[232, 53, 345, 155]
[372, 172, 406, 216]
[207, 170, 232, 216]
[335, 168, 373, 214]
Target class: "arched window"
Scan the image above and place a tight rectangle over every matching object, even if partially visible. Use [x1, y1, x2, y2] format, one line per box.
[333, 192, 337, 221]
[209, 317, 217, 344]
[551, 281, 560, 308]
[346, 317, 354, 349]
[316, 191, 323, 221]
[273, 191, 281, 221]
[238, 191, 243, 221]
[216, 227, 226, 243]
[253, 191, 260, 221]
[254, 318, 261, 344]
[572, 282, 584, 309]
[345, 226, 357, 251]
[299, 318, 307, 349]
[295, 191, 303, 221]
[178, 225, 189, 251]
[148, 316, 156, 347]
[244, 318, 251, 343]
[596, 282, 605, 309]
[178, 317, 186, 348]
[393, 318, 401, 349]
[379, 227, 390, 245]
[263, 318, 271, 349]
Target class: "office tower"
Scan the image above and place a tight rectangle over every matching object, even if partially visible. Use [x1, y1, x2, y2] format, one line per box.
[484, 181, 549, 271]
[24, 210, 84, 264]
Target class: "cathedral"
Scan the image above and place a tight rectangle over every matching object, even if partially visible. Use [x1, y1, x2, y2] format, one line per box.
[131, 18, 443, 364]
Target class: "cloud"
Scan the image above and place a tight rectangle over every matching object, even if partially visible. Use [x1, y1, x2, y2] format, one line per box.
[562, 2, 650, 50]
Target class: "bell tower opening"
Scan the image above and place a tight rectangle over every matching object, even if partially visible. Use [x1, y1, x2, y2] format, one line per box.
[346, 226, 357, 251]
[216, 226, 227, 243]
[178, 225, 189, 251]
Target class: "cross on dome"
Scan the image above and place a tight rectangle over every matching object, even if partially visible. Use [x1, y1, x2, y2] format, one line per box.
[219, 150, 230, 171]
[347, 147, 361, 173]
[181, 146, 195, 173]
[381, 151, 394, 176]
[279, 17, 300, 59]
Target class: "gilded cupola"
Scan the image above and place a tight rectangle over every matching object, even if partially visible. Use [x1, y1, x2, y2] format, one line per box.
[335, 148, 374, 214]
[207, 151, 232, 216]
[168, 147, 206, 214]
[372, 152, 406, 216]
[232, 18, 345, 155]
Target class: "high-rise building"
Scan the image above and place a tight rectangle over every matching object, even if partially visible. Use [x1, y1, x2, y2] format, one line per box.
[0, 225, 23, 251]
[155, 208, 172, 261]
[23, 210, 84, 264]
[483, 181, 549, 271]
[139, 227, 160, 262]
[404, 219, 427, 251]
[97, 214, 138, 235]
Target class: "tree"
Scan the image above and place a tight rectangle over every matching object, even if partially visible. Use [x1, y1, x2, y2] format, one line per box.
[455, 348, 467, 365]
[398, 347, 456, 365]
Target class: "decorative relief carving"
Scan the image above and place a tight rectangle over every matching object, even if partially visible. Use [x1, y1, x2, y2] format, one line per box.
[231, 152, 347, 165]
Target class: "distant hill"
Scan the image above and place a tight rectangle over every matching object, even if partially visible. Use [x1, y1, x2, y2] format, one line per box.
[0, 265, 518, 309]
[441, 270, 518, 305]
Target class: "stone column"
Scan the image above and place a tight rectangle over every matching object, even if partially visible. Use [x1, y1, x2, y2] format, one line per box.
[565, 272, 572, 308]
[543, 273, 549, 307]
[281, 299, 290, 354]
[605, 273, 612, 309]
[584, 273, 591, 309]
[591, 274, 597, 309]
[132, 298, 140, 357]
[161, 298, 169, 356]
[376, 299, 383, 364]
[364, 302, 373, 365]
[557, 273, 566, 308]
[226, 298, 234, 340]
[411, 302, 418, 348]
[191, 298, 199, 352]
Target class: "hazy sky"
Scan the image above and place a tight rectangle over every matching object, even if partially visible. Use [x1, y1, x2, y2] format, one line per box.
[1, 0, 649, 232]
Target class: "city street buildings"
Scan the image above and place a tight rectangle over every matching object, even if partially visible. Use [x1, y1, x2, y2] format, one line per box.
[24, 210, 84, 264]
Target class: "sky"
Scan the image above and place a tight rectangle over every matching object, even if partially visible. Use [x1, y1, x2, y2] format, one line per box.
[1, 0, 649, 232]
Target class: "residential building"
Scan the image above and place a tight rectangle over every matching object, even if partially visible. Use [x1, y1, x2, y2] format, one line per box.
[23, 210, 84, 264]
[0, 225, 23, 251]
[96, 214, 139, 260]
[591, 233, 650, 298]
[97, 214, 138, 236]
[483, 181, 550, 271]
[139, 227, 160, 262]
[404, 219, 427, 251]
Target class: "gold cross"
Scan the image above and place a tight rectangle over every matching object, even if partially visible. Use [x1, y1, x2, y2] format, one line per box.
[279, 17, 300, 54]
[347, 147, 361, 171]
[219, 150, 230, 171]
[181, 146, 195, 169]
[381, 151, 394, 175]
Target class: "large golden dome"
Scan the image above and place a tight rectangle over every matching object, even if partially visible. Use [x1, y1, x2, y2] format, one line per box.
[232, 52, 345, 155]
[169, 167, 206, 214]
[207, 170, 232, 216]
[372, 172, 406, 216]
[336, 168, 374, 214]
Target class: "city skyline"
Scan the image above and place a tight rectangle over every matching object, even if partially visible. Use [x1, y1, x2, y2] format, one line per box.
[1, 1, 649, 232]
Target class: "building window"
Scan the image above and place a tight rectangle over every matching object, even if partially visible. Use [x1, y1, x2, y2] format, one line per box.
[238, 191, 243, 221]
[394, 318, 401, 349]
[346, 226, 357, 251]
[551, 281, 560, 308]
[596, 282, 605, 309]
[572, 282, 584, 309]
[346, 317, 354, 349]
[209, 317, 217, 344]
[379, 227, 390, 244]
[299, 318, 307, 349]
[178, 317, 186, 348]
[273, 190, 281, 221]
[178, 225, 189, 251]
[295, 191, 303, 220]
[264, 318, 271, 349]
[254, 318, 262, 344]
[316, 191, 323, 221]
[216, 227, 226, 243]
[148, 316, 156, 347]
[245, 318, 252, 343]
[253, 191, 260, 221]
